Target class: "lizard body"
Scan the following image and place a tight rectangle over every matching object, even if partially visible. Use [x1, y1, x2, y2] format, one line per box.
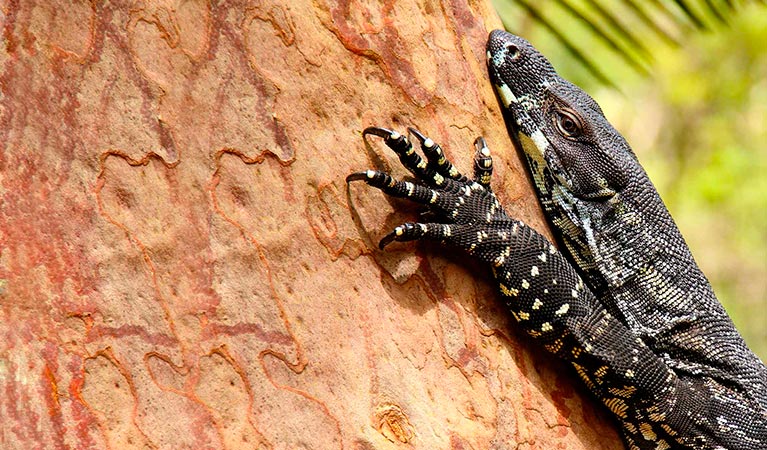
[348, 30, 767, 449]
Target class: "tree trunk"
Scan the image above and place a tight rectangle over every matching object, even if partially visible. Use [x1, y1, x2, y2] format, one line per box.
[0, 1, 623, 449]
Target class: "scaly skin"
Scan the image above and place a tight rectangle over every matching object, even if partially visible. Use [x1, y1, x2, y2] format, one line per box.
[347, 31, 767, 449]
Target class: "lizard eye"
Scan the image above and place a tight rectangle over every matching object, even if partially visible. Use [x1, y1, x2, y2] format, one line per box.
[554, 110, 583, 138]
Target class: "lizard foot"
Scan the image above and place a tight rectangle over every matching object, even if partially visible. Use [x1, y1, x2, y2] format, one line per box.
[347, 126, 507, 250]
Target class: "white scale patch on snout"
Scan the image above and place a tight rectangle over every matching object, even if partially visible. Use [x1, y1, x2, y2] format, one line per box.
[490, 48, 507, 68]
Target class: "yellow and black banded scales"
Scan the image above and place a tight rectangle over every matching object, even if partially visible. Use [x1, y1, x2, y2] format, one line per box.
[347, 31, 767, 449]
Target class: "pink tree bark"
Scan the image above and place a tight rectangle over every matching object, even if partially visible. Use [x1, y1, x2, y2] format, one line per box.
[0, 1, 623, 448]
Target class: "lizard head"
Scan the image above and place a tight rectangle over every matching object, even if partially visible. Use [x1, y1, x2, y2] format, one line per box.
[487, 29, 645, 278]
[486, 30, 632, 205]
[486, 31, 711, 327]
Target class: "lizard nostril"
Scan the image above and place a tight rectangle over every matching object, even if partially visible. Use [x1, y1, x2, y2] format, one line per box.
[505, 43, 520, 61]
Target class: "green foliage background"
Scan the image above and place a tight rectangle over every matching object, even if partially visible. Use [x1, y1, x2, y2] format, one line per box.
[493, 1, 767, 360]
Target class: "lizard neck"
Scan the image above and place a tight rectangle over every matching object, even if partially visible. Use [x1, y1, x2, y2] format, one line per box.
[543, 162, 715, 318]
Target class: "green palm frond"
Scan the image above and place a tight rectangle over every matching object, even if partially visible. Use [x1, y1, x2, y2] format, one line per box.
[493, 0, 764, 89]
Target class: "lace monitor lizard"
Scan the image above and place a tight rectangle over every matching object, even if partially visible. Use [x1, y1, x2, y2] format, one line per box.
[347, 30, 767, 449]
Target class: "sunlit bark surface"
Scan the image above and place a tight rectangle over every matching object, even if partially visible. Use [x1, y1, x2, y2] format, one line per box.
[0, 1, 622, 448]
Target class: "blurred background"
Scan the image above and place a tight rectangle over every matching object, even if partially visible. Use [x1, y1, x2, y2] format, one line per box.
[491, 0, 767, 360]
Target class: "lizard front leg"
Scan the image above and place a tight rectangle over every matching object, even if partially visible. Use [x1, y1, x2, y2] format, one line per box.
[347, 127, 767, 449]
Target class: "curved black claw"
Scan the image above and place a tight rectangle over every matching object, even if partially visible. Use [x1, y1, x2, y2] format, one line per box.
[379, 229, 399, 250]
[407, 127, 428, 143]
[363, 126, 396, 140]
[379, 223, 420, 250]
[363, 127, 411, 160]
[346, 171, 371, 183]
[363, 127, 409, 151]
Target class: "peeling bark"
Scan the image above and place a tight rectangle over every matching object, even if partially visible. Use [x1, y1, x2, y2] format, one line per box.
[0, 1, 623, 449]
